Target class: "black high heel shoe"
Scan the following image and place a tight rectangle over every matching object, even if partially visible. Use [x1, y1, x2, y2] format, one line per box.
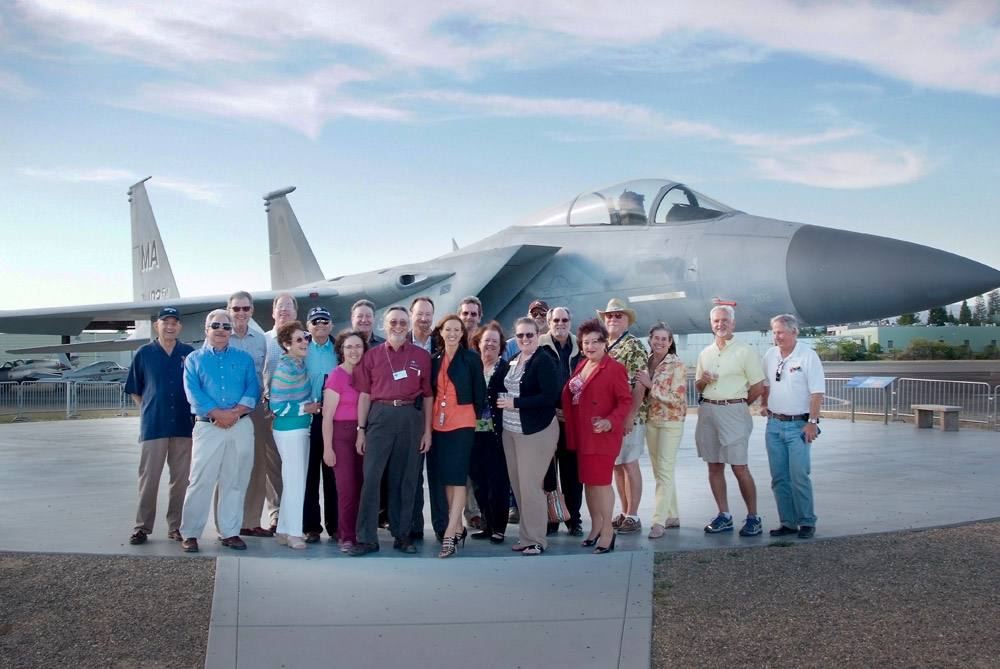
[457, 528, 467, 548]
[439, 535, 457, 558]
[582, 535, 600, 548]
[593, 532, 617, 554]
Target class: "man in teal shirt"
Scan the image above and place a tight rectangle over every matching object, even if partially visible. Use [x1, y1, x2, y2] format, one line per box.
[303, 306, 339, 542]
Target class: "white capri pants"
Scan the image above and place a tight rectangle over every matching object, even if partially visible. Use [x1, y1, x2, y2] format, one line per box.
[274, 428, 311, 538]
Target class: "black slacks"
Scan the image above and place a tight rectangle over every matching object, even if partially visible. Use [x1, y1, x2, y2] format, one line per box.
[303, 416, 338, 536]
[469, 429, 510, 535]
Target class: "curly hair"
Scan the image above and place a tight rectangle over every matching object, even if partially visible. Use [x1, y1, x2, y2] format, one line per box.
[276, 320, 305, 351]
[575, 318, 608, 351]
[334, 329, 368, 360]
[470, 320, 505, 353]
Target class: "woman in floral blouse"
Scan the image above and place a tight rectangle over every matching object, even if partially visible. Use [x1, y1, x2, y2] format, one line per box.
[635, 322, 687, 538]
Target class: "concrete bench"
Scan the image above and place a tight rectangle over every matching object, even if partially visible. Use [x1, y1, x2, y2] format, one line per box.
[911, 404, 962, 431]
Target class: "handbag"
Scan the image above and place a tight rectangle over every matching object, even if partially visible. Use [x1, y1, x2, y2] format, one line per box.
[546, 487, 568, 523]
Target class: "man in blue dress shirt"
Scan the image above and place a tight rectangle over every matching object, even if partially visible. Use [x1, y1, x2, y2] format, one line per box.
[124, 306, 195, 546]
[302, 306, 339, 542]
[179, 309, 259, 552]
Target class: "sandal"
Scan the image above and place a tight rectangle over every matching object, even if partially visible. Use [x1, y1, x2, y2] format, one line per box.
[521, 544, 544, 556]
[489, 533, 505, 544]
[511, 542, 528, 552]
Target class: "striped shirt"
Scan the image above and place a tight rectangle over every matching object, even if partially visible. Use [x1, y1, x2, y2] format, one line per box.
[269, 354, 312, 431]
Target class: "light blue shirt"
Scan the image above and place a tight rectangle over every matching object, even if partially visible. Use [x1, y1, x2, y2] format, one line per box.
[183, 344, 259, 418]
[263, 329, 284, 390]
[305, 337, 338, 400]
[228, 326, 267, 382]
[502, 337, 519, 362]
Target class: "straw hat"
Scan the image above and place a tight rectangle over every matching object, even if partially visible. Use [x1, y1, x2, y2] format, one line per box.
[596, 298, 637, 327]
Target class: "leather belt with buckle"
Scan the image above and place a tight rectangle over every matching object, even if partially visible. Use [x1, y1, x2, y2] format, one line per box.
[373, 398, 415, 407]
[767, 411, 809, 421]
[196, 414, 249, 423]
[700, 398, 746, 405]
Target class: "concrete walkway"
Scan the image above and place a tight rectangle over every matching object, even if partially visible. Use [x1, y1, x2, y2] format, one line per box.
[1, 415, 998, 668]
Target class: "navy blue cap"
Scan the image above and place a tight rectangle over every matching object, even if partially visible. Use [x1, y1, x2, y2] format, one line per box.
[307, 306, 332, 322]
[157, 307, 181, 321]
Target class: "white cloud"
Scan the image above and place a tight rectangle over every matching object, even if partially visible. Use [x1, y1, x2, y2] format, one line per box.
[127, 65, 409, 139]
[15, 1, 1000, 96]
[18, 167, 226, 202]
[752, 150, 928, 189]
[0, 69, 39, 100]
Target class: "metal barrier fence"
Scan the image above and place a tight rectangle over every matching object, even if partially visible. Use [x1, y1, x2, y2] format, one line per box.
[895, 378, 993, 427]
[0, 381, 126, 420]
[996, 386, 1000, 430]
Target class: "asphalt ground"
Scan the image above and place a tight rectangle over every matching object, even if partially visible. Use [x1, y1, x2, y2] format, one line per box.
[650, 520, 1000, 669]
[0, 552, 214, 669]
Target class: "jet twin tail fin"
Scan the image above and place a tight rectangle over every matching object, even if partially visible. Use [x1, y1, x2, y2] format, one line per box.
[264, 187, 325, 289]
[129, 177, 180, 303]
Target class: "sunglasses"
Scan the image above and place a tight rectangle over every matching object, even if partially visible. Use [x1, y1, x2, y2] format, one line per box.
[230, 306, 252, 313]
[310, 318, 330, 325]
[208, 322, 233, 331]
[515, 332, 536, 340]
[529, 310, 547, 317]
[605, 312, 625, 320]
[551, 317, 570, 323]
[292, 336, 308, 344]
[775, 359, 787, 382]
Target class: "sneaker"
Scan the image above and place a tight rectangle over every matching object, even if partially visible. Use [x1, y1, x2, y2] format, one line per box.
[739, 515, 763, 537]
[339, 540, 355, 554]
[619, 517, 642, 534]
[797, 525, 816, 539]
[129, 529, 148, 545]
[769, 525, 798, 537]
[704, 513, 734, 533]
[611, 513, 626, 530]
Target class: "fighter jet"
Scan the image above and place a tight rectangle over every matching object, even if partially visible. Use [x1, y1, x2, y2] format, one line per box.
[2, 177, 998, 351]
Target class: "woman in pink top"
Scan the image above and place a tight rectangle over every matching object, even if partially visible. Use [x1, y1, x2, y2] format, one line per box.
[322, 330, 368, 552]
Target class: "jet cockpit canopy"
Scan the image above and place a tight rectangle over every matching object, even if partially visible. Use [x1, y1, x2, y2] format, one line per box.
[524, 178, 737, 227]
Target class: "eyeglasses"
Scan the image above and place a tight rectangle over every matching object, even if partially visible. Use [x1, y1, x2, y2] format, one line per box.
[387, 319, 408, 326]
[515, 332, 536, 340]
[208, 322, 233, 331]
[551, 318, 569, 323]
[230, 306, 252, 313]
[605, 313, 625, 320]
[292, 336, 308, 343]
[310, 318, 330, 325]
[775, 359, 787, 382]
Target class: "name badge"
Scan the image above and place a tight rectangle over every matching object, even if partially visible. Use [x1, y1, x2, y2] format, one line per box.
[393, 369, 408, 381]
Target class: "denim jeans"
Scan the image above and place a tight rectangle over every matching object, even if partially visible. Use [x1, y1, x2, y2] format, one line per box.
[764, 418, 816, 527]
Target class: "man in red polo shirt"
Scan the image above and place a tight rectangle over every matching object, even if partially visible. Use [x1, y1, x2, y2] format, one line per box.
[350, 306, 433, 555]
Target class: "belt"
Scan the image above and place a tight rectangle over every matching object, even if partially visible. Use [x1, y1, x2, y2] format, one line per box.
[373, 398, 418, 407]
[767, 411, 809, 422]
[700, 398, 746, 405]
[196, 414, 249, 423]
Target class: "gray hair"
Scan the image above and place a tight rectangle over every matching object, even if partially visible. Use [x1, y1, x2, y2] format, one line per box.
[770, 313, 799, 334]
[351, 299, 375, 315]
[205, 309, 231, 327]
[228, 290, 253, 306]
[710, 305, 735, 320]
[548, 306, 572, 322]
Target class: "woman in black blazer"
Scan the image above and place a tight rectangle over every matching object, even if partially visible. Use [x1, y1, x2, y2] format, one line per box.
[496, 317, 560, 555]
[429, 314, 486, 558]
[469, 322, 511, 543]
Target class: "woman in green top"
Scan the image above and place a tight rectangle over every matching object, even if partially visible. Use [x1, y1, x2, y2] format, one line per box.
[270, 320, 321, 549]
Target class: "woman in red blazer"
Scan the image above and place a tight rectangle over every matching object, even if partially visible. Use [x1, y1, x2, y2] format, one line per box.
[562, 319, 633, 553]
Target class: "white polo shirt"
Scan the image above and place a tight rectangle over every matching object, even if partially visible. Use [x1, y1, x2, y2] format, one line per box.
[762, 342, 825, 415]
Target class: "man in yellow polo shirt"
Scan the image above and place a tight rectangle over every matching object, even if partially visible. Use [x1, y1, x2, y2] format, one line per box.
[694, 305, 766, 536]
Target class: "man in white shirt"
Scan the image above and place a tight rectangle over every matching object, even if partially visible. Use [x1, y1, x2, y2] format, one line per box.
[759, 313, 825, 539]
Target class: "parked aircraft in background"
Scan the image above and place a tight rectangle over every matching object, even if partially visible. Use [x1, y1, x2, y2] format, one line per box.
[2, 177, 998, 354]
[0, 359, 65, 382]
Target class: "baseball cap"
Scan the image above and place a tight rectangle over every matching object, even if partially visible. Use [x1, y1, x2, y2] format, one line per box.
[307, 306, 332, 322]
[157, 307, 181, 321]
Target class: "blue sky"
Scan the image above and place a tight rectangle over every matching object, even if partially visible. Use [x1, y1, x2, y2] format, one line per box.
[1, 1, 998, 310]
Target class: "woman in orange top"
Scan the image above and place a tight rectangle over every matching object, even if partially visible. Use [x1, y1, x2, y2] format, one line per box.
[429, 314, 487, 557]
[561, 319, 632, 554]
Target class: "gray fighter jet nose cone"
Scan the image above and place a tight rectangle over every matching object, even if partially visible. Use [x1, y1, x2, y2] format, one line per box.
[786, 224, 1000, 325]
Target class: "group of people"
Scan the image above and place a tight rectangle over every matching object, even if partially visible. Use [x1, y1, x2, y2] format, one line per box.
[124, 291, 824, 558]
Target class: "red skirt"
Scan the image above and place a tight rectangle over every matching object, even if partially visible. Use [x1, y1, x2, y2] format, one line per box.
[577, 452, 617, 486]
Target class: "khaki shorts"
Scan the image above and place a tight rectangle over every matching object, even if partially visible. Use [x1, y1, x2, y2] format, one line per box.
[615, 425, 646, 465]
[695, 402, 753, 465]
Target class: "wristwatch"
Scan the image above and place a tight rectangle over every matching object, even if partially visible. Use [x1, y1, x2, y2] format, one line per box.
[357, 425, 366, 432]
[808, 418, 820, 425]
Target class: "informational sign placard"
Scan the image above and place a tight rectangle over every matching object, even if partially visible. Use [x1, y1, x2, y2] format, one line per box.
[844, 376, 895, 389]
